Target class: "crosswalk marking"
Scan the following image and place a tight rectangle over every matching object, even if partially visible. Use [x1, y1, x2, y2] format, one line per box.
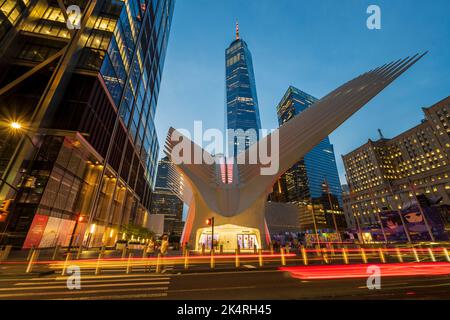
[15, 277, 170, 286]
[0, 272, 173, 299]
[55, 292, 168, 300]
[2, 281, 170, 291]
[0, 286, 169, 299]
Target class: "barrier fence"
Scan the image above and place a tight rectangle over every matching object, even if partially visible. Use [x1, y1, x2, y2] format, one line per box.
[0, 243, 449, 276]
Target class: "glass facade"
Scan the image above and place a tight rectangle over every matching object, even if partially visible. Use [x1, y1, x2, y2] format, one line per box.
[225, 35, 261, 157]
[273, 86, 343, 206]
[150, 156, 184, 237]
[0, 0, 174, 248]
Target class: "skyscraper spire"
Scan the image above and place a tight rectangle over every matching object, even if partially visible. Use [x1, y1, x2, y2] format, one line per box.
[235, 20, 239, 40]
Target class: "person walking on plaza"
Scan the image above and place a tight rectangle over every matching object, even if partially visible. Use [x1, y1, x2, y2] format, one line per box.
[159, 235, 169, 273]
[160, 235, 169, 256]
[146, 238, 155, 256]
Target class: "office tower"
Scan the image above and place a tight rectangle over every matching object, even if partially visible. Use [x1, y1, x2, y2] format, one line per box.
[225, 22, 261, 157]
[269, 86, 344, 231]
[342, 96, 450, 230]
[151, 156, 184, 237]
[0, 0, 174, 248]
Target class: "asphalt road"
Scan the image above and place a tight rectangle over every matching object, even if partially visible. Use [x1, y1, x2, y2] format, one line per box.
[0, 266, 449, 300]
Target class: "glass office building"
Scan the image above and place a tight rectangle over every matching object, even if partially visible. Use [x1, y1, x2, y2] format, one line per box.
[0, 0, 174, 248]
[225, 24, 261, 157]
[150, 156, 184, 237]
[271, 86, 343, 208]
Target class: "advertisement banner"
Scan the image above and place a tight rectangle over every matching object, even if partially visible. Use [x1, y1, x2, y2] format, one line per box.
[379, 206, 448, 242]
[23, 214, 49, 249]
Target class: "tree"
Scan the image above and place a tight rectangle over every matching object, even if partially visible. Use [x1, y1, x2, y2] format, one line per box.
[120, 224, 155, 241]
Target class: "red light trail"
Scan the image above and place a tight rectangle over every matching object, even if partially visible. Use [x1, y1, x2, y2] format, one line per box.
[279, 262, 450, 280]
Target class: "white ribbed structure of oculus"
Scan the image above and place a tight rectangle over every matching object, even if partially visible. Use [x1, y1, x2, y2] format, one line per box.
[164, 53, 427, 251]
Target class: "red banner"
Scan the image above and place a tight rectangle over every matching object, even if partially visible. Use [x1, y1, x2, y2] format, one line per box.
[22, 214, 49, 249]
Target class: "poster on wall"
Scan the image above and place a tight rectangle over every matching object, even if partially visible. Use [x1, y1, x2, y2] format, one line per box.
[379, 206, 448, 241]
[39, 216, 62, 248]
[22, 214, 49, 249]
[57, 219, 76, 247]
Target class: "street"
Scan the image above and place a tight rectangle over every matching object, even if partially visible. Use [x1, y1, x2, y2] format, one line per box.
[1, 265, 450, 300]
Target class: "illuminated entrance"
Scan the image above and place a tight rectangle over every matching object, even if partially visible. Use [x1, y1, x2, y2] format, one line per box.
[195, 224, 261, 252]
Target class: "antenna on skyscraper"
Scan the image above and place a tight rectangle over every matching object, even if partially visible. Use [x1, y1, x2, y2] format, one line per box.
[235, 20, 240, 40]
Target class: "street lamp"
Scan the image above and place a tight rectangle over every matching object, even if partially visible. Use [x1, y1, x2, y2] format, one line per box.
[10, 122, 22, 130]
[206, 217, 214, 251]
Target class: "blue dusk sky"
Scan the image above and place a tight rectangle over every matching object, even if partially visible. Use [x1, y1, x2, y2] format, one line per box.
[155, 0, 450, 184]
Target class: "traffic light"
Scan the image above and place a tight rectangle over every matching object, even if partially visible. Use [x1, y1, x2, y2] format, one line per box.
[205, 218, 212, 225]
[78, 215, 84, 223]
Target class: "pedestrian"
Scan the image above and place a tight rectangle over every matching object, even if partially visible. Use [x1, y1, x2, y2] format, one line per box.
[146, 238, 155, 256]
[160, 235, 169, 256]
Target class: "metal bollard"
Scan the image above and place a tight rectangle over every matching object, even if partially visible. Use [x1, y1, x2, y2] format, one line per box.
[378, 248, 386, 263]
[235, 249, 240, 268]
[342, 247, 349, 264]
[412, 247, 420, 262]
[156, 253, 161, 273]
[253, 245, 257, 254]
[52, 245, 60, 260]
[220, 244, 223, 255]
[322, 248, 329, 264]
[443, 248, 450, 262]
[27, 245, 35, 261]
[258, 249, 263, 267]
[210, 249, 215, 270]
[0, 245, 12, 262]
[301, 247, 308, 265]
[270, 243, 274, 255]
[184, 250, 189, 270]
[95, 252, 103, 275]
[360, 247, 368, 264]
[126, 253, 133, 274]
[26, 249, 39, 273]
[427, 247, 436, 262]
[315, 245, 322, 257]
[395, 247, 403, 263]
[61, 253, 71, 276]
[280, 248, 286, 266]
[76, 245, 83, 259]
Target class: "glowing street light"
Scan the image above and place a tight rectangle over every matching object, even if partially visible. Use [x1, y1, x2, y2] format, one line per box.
[10, 121, 22, 130]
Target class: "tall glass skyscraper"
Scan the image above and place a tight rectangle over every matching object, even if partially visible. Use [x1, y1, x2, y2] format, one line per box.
[225, 23, 261, 157]
[0, 0, 174, 248]
[151, 156, 184, 237]
[271, 86, 343, 207]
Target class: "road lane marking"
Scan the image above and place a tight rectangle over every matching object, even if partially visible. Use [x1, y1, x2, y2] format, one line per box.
[14, 277, 170, 286]
[0, 286, 169, 299]
[168, 286, 256, 293]
[54, 273, 170, 280]
[54, 292, 168, 300]
[0, 281, 169, 291]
